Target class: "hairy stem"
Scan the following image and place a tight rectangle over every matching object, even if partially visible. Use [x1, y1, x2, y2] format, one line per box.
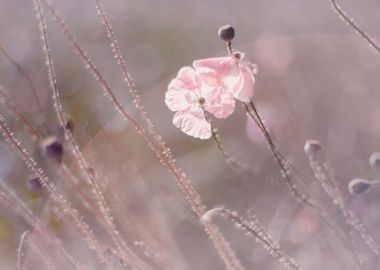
[244, 101, 364, 270]
[202, 207, 302, 270]
[330, 0, 380, 54]
[34, 1, 151, 268]
[41, 1, 244, 269]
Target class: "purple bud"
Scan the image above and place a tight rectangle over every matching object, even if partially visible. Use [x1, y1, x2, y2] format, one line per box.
[348, 178, 371, 195]
[304, 140, 321, 156]
[41, 136, 63, 163]
[218, 25, 235, 42]
[26, 177, 42, 193]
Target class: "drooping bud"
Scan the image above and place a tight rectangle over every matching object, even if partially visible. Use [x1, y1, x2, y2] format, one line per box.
[348, 178, 371, 195]
[26, 176, 42, 193]
[41, 136, 63, 163]
[304, 140, 321, 156]
[369, 152, 380, 174]
[218, 25, 235, 42]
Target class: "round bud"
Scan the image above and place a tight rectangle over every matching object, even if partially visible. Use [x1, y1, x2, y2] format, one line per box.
[304, 140, 321, 156]
[26, 177, 42, 193]
[348, 178, 371, 195]
[218, 25, 235, 42]
[369, 152, 380, 174]
[41, 136, 63, 163]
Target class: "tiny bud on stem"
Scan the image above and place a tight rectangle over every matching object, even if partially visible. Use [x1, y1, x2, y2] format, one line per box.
[348, 178, 371, 195]
[41, 136, 64, 164]
[304, 140, 321, 156]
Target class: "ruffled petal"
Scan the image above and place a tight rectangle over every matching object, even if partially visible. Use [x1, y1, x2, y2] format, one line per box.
[165, 84, 192, 112]
[175, 66, 201, 91]
[193, 57, 239, 78]
[195, 67, 220, 87]
[165, 66, 201, 112]
[172, 109, 211, 139]
[230, 64, 255, 102]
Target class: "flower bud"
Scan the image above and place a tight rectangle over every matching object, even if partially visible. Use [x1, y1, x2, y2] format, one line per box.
[41, 136, 63, 163]
[218, 25, 235, 42]
[304, 140, 321, 156]
[348, 178, 371, 195]
[26, 176, 42, 193]
[369, 152, 380, 174]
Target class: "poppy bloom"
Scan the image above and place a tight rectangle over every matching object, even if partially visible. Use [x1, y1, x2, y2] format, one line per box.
[165, 66, 235, 139]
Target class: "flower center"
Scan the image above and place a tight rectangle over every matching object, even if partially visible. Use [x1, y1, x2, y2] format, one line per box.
[197, 97, 206, 105]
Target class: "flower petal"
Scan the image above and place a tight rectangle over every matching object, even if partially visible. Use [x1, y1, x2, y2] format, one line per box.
[194, 57, 242, 96]
[203, 86, 235, 119]
[172, 109, 211, 139]
[175, 66, 201, 91]
[165, 85, 192, 112]
[195, 67, 220, 87]
[165, 66, 201, 112]
[193, 57, 239, 78]
[229, 64, 255, 102]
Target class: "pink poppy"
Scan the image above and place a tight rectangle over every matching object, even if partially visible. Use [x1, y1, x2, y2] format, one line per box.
[165, 66, 235, 139]
[193, 53, 255, 102]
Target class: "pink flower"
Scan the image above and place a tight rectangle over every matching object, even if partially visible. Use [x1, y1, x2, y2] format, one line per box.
[165, 66, 235, 139]
[193, 53, 255, 102]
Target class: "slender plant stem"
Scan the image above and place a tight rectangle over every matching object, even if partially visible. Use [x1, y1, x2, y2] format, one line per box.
[0, 185, 81, 269]
[330, 0, 380, 54]
[34, 0, 151, 268]
[0, 87, 41, 139]
[203, 207, 302, 270]
[244, 101, 364, 270]
[0, 44, 45, 112]
[17, 230, 31, 270]
[41, 1, 244, 269]
[0, 114, 114, 269]
[211, 127, 247, 170]
[307, 148, 380, 259]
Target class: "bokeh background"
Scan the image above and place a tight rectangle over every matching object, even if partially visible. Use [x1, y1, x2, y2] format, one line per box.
[0, 0, 380, 269]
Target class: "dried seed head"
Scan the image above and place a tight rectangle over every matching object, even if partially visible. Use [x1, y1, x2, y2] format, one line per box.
[218, 25, 235, 42]
[41, 136, 63, 163]
[304, 140, 321, 156]
[348, 178, 371, 195]
[369, 152, 380, 173]
[26, 176, 42, 193]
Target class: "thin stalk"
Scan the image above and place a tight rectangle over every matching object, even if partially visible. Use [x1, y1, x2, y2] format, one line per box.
[202, 207, 302, 270]
[0, 114, 114, 270]
[17, 231, 31, 270]
[211, 127, 247, 170]
[204, 112, 247, 170]
[307, 149, 380, 259]
[42, 1, 244, 269]
[33, 1, 151, 268]
[0, 184, 82, 270]
[1, 82, 108, 226]
[244, 101, 364, 270]
[0, 87, 41, 139]
[330, 0, 380, 54]
[0, 44, 45, 112]
[28, 234, 56, 270]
